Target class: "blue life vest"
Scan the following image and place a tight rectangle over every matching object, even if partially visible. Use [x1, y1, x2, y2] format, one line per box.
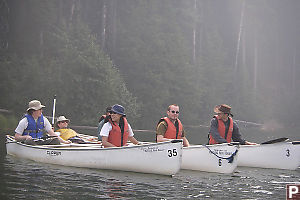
[23, 114, 46, 139]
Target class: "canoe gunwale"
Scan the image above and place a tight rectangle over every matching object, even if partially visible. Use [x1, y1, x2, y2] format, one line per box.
[6, 135, 183, 151]
[184, 142, 240, 150]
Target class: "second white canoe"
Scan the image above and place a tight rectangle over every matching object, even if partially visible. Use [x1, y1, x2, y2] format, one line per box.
[181, 143, 239, 174]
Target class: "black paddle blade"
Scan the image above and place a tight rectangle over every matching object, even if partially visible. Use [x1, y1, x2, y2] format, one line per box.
[261, 137, 289, 144]
[171, 139, 183, 144]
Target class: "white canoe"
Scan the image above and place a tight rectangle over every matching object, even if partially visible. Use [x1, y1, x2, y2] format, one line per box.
[238, 141, 300, 170]
[6, 135, 183, 176]
[293, 141, 300, 167]
[181, 143, 239, 174]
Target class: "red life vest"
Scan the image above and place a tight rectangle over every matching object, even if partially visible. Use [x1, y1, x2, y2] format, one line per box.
[160, 117, 183, 139]
[209, 115, 233, 144]
[108, 117, 129, 147]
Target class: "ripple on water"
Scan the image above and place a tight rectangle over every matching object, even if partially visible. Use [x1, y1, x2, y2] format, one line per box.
[1, 156, 300, 199]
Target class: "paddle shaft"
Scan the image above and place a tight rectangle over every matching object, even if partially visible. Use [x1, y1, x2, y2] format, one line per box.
[6, 136, 59, 144]
[52, 95, 56, 125]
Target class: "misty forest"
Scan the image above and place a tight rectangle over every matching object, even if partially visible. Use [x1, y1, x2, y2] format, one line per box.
[0, 0, 299, 141]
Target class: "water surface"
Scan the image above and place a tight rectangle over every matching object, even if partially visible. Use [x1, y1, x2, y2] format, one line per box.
[1, 127, 299, 199]
[0, 153, 299, 200]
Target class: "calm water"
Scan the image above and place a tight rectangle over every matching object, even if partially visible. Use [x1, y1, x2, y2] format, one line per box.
[1, 127, 299, 200]
[1, 155, 299, 200]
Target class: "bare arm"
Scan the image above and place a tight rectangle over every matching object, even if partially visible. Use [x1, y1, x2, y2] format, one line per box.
[14, 133, 32, 142]
[47, 128, 70, 144]
[244, 141, 257, 145]
[128, 136, 140, 145]
[156, 134, 171, 142]
[101, 136, 116, 148]
[14, 118, 32, 142]
[44, 117, 69, 144]
[232, 122, 257, 145]
[156, 121, 171, 142]
[182, 137, 190, 147]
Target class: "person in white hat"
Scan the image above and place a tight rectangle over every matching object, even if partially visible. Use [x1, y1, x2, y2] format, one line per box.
[55, 115, 86, 143]
[14, 100, 68, 145]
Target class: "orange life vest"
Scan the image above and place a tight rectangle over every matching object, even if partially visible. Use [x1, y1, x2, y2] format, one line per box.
[209, 115, 233, 144]
[108, 117, 129, 147]
[160, 117, 183, 139]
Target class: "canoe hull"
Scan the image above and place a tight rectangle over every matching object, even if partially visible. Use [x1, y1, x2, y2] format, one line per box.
[6, 136, 182, 176]
[238, 142, 300, 170]
[181, 144, 239, 174]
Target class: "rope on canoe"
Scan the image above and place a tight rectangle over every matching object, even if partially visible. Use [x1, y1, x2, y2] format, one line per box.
[202, 145, 239, 163]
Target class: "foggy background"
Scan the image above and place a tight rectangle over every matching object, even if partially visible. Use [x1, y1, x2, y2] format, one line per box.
[0, 0, 299, 142]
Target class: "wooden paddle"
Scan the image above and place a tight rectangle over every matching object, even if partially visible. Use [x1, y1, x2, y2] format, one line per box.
[261, 137, 289, 145]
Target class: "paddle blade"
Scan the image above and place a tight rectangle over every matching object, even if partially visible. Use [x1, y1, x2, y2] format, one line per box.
[261, 137, 289, 144]
[292, 141, 300, 145]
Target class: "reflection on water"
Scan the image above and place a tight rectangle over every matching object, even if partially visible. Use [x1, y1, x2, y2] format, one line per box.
[0, 155, 299, 200]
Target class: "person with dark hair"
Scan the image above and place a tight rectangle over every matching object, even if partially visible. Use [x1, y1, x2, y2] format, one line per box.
[156, 104, 190, 147]
[14, 100, 67, 145]
[208, 104, 257, 145]
[99, 104, 140, 147]
[97, 106, 112, 140]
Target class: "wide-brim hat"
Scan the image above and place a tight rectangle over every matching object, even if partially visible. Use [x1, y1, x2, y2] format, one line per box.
[111, 104, 126, 116]
[56, 115, 70, 124]
[214, 104, 233, 117]
[27, 100, 45, 111]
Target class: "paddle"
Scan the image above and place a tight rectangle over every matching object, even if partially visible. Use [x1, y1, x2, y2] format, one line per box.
[52, 94, 57, 126]
[261, 137, 289, 145]
[5, 135, 59, 144]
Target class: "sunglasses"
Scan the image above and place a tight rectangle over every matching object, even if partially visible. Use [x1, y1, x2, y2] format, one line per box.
[61, 121, 69, 124]
[170, 110, 180, 114]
